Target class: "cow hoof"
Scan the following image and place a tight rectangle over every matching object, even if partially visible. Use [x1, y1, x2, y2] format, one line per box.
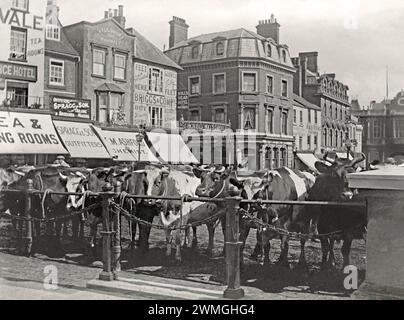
[263, 259, 271, 266]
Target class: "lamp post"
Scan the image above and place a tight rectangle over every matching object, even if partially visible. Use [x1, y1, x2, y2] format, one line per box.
[345, 139, 352, 160]
[136, 129, 144, 162]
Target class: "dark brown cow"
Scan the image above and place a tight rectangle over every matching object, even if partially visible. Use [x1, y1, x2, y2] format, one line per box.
[308, 152, 367, 268]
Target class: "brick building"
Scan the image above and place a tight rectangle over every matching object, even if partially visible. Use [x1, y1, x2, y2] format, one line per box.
[353, 91, 404, 163]
[292, 52, 351, 153]
[165, 15, 295, 169]
[63, 6, 181, 128]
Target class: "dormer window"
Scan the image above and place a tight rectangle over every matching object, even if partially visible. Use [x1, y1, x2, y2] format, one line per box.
[46, 25, 60, 41]
[282, 50, 287, 62]
[216, 42, 224, 56]
[266, 44, 272, 57]
[191, 46, 199, 59]
[12, 0, 28, 11]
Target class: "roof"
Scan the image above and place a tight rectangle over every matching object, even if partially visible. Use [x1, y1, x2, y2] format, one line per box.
[45, 23, 80, 57]
[164, 28, 294, 69]
[293, 94, 322, 111]
[95, 83, 125, 93]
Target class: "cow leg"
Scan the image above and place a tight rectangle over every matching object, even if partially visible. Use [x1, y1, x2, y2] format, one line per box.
[277, 235, 290, 267]
[298, 238, 307, 267]
[174, 230, 182, 263]
[138, 224, 151, 254]
[320, 237, 330, 266]
[131, 220, 137, 249]
[165, 230, 172, 257]
[250, 228, 263, 261]
[328, 238, 336, 267]
[262, 231, 271, 266]
[192, 226, 198, 248]
[341, 236, 353, 268]
[72, 214, 79, 241]
[206, 223, 215, 256]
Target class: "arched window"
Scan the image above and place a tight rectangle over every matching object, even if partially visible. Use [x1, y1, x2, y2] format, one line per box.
[266, 44, 272, 57]
[191, 46, 199, 59]
[282, 50, 287, 62]
[335, 130, 338, 147]
[323, 128, 327, 147]
[216, 42, 224, 56]
[279, 148, 286, 167]
[329, 129, 333, 147]
[265, 147, 272, 169]
[272, 148, 279, 169]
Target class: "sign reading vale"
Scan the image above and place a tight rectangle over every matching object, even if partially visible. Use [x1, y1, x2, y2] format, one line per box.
[0, 8, 43, 31]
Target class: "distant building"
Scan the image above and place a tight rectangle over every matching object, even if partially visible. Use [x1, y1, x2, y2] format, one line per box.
[63, 6, 181, 128]
[0, 0, 46, 110]
[165, 14, 295, 169]
[292, 52, 351, 153]
[353, 91, 404, 163]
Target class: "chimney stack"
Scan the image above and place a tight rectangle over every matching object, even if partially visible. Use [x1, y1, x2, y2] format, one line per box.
[108, 8, 113, 17]
[256, 13, 280, 43]
[105, 5, 126, 28]
[104, 11, 108, 19]
[299, 52, 319, 74]
[169, 16, 189, 49]
[114, 9, 118, 17]
[118, 5, 123, 16]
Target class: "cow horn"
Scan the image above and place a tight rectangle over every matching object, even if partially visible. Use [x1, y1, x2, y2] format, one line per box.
[350, 152, 366, 167]
[75, 171, 86, 178]
[323, 151, 335, 165]
[59, 172, 67, 180]
[214, 166, 225, 174]
[14, 170, 25, 177]
[133, 169, 146, 173]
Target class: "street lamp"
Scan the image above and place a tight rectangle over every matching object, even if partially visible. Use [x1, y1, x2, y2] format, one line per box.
[136, 127, 145, 162]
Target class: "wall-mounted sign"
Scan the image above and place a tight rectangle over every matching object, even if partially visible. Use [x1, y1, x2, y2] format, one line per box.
[0, 8, 44, 31]
[179, 120, 230, 131]
[0, 61, 37, 82]
[0, 111, 67, 154]
[177, 90, 189, 109]
[50, 96, 91, 119]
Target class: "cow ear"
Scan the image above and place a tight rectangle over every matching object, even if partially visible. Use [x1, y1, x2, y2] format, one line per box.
[315, 162, 330, 174]
[193, 168, 202, 178]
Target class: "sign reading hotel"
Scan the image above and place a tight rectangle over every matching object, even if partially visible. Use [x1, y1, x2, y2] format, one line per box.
[177, 90, 189, 109]
[53, 121, 110, 158]
[0, 111, 67, 154]
[51, 96, 91, 119]
[133, 62, 178, 128]
[0, 61, 37, 82]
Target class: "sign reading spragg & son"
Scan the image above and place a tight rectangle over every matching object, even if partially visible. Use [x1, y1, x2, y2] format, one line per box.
[50, 96, 91, 119]
[0, 111, 66, 154]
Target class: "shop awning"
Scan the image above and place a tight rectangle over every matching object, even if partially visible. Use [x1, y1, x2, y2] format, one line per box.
[0, 111, 67, 154]
[296, 153, 321, 173]
[53, 121, 111, 159]
[145, 131, 199, 164]
[92, 126, 159, 162]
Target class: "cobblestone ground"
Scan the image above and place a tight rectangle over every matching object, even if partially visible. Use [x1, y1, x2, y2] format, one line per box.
[0, 216, 367, 300]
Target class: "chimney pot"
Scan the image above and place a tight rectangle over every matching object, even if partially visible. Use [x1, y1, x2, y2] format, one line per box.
[118, 5, 123, 16]
[114, 9, 118, 17]
[104, 11, 108, 19]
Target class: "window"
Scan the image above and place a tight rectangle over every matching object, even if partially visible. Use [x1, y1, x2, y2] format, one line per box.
[214, 108, 226, 123]
[395, 120, 404, 138]
[299, 110, 303, 124]
[243, 107, 255, 130]
[307, 136, 311, 149]
[114, 54, 126, 80]
[329, 129, 333, 146]
[45, 25, 60, 41]
[12, 0, 28, 10]
[340, 132, 344, 147]
[216, 42, 224, 56]
[109, 93, 123, 123]
[335, 107, 338, 119]
[266, 75, 273, 94]
[340, 109, 343, 120]
[10, 27, 27, 60]
[149, 67, 163, 93]
[264, 148, 272, 169]
[299, 137, 303, 150]
[281, 111, 288, 134]
[272, 148, 278, 168]
[282, 50, 287, 62]
[323, 128, 327, 146]
[49, 60, 64, 85]
[189, 76, 201, 95]
[191, 46, 199, 59]
[308, 110, 311, 123]
[293, 109, 296, 123]
[98, 92, 108, 123]
[213, 74, 225, 94]
[266, 44, 272, 57]
[315, 111, 318, 124]
[373, 119, 382, 138]
[314, 135, 318, 148]
[149, 106, 163, 127]
[189, 109, 200, 121]
[281, 80, 288, 97]
[267, 108, 274, 133]
[242, 73, 257, 92]
[279, 149, 286, 167]
[92, 48, 106, 77]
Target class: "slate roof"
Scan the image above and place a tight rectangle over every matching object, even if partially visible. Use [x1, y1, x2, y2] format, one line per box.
[293, 93, 322, 111]
[164, 28, 294, 68]
[45, 24, 79, 57]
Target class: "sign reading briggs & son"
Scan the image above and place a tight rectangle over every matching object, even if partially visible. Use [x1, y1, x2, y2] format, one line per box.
[50, 96, 91, 119]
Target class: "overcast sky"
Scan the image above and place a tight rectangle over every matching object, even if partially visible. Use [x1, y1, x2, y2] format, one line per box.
[57, 0, 404, 106]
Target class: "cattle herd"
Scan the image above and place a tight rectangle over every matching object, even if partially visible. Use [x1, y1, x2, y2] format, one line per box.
[0, 153, 368, 272]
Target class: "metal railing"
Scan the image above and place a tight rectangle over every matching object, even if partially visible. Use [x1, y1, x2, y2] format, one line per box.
[1, 95, 43, 109]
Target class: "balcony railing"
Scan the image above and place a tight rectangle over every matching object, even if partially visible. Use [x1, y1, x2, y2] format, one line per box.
[1, 95, 44, 109]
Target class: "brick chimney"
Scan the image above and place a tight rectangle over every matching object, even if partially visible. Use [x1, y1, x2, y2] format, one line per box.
[169, 16, 189, 49]
[256, 14, 280, 43]
[299, 52, 318, 74]
[107, 5, 125, 28]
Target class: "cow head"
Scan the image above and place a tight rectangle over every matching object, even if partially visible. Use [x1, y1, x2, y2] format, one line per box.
[194, 165, 231, 198]
[64, 170, 89, 210]
[86, 167, 114, 192]
[125, 169, 151, 204]
[312, 152, 365, 201]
